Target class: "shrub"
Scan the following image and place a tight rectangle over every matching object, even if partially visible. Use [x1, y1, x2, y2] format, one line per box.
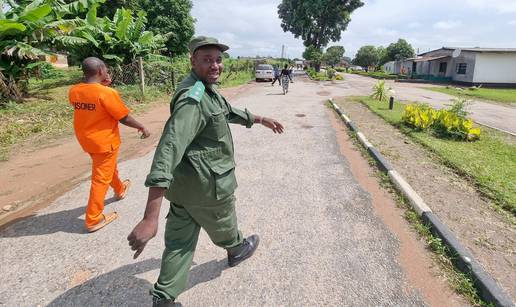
[306, 67, 317, 78]
[402, 101, 481, 141]
[335, 74, 344, 80]
[370, 80, 390, 101]
[326, 68, 336, 79]
[26, 62, 66, 80]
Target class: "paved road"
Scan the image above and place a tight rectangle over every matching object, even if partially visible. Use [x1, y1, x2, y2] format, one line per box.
[1, 76, 448, 306]
[338, 73, 516, 135]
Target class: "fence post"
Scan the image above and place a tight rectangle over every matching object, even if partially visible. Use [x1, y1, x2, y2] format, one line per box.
[171, 69, 176, 92]
[168, 53, 176, 92]
[138, 57, 145, 96]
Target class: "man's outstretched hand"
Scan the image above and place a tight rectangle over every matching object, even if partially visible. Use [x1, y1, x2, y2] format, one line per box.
[261, 117, 284, 134]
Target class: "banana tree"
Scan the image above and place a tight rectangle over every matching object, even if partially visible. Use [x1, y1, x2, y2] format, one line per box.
[0, 0, 103, 100]
[69, 8, 165, 67]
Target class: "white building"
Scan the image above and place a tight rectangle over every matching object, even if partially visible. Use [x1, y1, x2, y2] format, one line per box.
[383, 61, 395, 73]
[414, 47, 516, 86]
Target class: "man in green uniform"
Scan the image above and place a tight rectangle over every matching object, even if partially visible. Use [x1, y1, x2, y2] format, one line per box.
[127, 36, 284, 306]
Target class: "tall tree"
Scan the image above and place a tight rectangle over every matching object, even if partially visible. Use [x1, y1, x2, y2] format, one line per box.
[385, 38, 415, 61]
[323, 45, 345, 67]
[352, 45, 379, 67]
[302, 45, 323, 70]
[278, 0, 363, 50]
[138, 0, 195, 56]
[376, 45, 389, 65]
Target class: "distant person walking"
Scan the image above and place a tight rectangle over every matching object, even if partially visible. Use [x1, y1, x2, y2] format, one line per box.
[271, 65, 281, 86]
[69, 57, 150, 232]
[280, 64, 293, 83]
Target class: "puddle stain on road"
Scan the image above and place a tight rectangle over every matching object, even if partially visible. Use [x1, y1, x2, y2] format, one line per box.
[317, 91, 331, 96]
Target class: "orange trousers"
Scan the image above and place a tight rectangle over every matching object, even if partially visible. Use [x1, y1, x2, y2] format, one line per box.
[86, 148, 124, 228]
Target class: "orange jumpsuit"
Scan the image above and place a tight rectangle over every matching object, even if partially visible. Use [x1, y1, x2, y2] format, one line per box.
[69, 83, 130, 229]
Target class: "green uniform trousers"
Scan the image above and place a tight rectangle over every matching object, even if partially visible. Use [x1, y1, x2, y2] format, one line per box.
[151, 195, 243, 300]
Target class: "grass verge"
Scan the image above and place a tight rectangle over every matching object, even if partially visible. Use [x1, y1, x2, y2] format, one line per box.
[404, 208, 493, 307]
[354, 96, 516, 217]
[306, 68, 333, 81]
[0, 67, 254, 161]
[220, 70, 254, 88]
[350, 70, 406, 80]
[0, 74, 169, 161]
[426, 87, 516, 104]
[336, 111, 494, 306]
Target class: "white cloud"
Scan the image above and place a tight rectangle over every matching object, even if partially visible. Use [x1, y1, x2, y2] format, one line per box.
[191, 0, 516, 59]
[373, 28, 398, 37]
[433, 20, 462, 30]
[192, 0, 304, 58]
[463, 0, 516, 13]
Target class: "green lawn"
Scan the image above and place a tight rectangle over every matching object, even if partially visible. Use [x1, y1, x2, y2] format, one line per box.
[355, 96, 516, 216]
[427, 87, 516, 104]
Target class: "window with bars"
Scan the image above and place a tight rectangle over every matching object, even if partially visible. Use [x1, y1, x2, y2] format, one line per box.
[456, 63, 467, 75]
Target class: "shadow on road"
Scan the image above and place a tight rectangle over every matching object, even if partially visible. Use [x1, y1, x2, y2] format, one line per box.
[46, 258, 229, 306]
[185, 259, 228, 291]
[48, 258, 160, 307]
[0, 197, 119, 237]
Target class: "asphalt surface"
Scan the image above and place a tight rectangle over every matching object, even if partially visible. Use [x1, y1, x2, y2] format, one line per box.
[337, 73, 516, 135]
[1, 75, 431, 306]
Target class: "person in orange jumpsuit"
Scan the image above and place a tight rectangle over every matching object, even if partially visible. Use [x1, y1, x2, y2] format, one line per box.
[69, 57, 150, 232]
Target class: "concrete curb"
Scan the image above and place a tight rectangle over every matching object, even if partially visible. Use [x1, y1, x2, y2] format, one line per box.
[422, 212, 514, 307]
[329, 98, 514, 307]
[368, 147, 394, 173]
[387, 170, 431, 215]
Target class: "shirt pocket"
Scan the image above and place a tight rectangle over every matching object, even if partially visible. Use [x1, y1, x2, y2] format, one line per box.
[205, 110, 228, 141]
[205, 157, 237, 200]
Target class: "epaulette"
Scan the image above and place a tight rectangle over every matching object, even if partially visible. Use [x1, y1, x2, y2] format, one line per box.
[187, 81, 205, 102]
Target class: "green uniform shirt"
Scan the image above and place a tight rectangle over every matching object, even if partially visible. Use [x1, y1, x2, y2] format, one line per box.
[145, 71, 255, 205]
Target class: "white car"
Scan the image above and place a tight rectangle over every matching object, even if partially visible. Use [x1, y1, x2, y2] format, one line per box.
[255, 64, 274, 82]
[350, 65, 364, 71]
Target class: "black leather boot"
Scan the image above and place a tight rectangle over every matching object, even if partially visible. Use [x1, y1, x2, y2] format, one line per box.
[227, 234, 260, 267]
[152, 296, 182, 307]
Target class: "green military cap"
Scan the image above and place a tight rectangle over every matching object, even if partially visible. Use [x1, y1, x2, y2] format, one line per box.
[188, 36, 229, 54]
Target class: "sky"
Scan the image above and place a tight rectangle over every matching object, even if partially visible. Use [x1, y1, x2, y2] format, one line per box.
[191, 0, 516, 59]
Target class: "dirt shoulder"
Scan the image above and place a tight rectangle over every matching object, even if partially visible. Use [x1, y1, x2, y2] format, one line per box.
[327, 109, 468, 306]
[0, 82, 256, 228]
[334, 97, 516, 302]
